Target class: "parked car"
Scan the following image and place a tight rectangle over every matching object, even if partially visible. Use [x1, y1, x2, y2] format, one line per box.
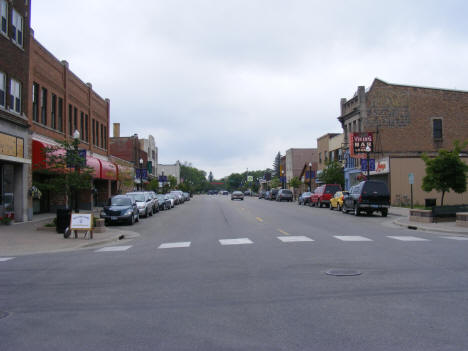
[126, 192, 153, 217]
[268, 189, 279, 200]
[276, 189, 293, 202]
[329, 191, 348, 211]
[298, 192, 312, 205]
[170, 190, 185, 204]
[156, 194, 171, 210]
[310, 184, 342, 207]
[146, 191, 159, 213]
[231, 191, 244, 200]
[166, 194, 176, 207]
[222, 191, 229, 195]
[100, 195, 139, 225]
[183, 192, 190, 201]
[264, 191, 271, 200]
[341, 180, 390, 216]
[258, 190, 266, 199]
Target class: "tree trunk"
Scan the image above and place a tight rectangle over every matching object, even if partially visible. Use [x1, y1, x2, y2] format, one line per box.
[441, 191, 445, 206]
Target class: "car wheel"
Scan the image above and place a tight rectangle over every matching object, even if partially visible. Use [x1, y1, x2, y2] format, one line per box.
[381, 209, 388, 217]
[354, 204, 360, 216]
[128, 214, 135, 225]
[337, 204, 341, 212]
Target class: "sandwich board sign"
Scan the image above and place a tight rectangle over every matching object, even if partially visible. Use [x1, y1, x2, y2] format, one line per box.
[69, 213, 94, 239]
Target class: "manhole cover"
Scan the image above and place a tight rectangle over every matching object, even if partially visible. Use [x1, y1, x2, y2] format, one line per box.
[0, 311, 9, 319]
[325, 269, 362, 276]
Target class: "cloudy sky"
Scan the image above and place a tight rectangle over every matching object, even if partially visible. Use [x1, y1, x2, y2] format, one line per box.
[31, 0, 468, 178]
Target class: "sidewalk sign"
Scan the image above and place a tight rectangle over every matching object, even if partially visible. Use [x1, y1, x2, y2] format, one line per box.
[69, 213, 94, 239]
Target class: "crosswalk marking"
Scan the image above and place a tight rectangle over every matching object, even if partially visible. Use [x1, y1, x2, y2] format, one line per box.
[278, 236, 314, 243]
[441, 236, 468, 240]
[0, 257, 15, 262]
[158, 242, 191, 249]
[95, 246, 132, 252]
[219, 238, 253, 246]
[334, 236, 373, 242]
[387, 236, 429, 242]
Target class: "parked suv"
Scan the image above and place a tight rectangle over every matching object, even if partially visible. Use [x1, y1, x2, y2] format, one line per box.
[276, 189, 293, 202]
[310, 184, 342, 207]
[342, 180, 390, 217]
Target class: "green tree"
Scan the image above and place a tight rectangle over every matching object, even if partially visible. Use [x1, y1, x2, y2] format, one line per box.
[273, 152, 281, 178]
[168, 175, 178, 190]
[289, 176, 302, 199]
[180, 164, 209, 193]
[421, 141, 468, 206]
[319, 161, 344, 187]
[270, 177, 281, 189]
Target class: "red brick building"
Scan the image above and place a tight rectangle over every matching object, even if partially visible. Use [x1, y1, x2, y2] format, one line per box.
[0, 0, 31, 221]
[338, 78, 468, 205]
[28, 33, 118, 211]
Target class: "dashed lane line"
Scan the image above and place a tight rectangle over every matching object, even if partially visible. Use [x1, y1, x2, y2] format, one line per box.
[95, 246, 133, 252]
[0, 257, 15, 262]
[158, 242, 191, 249]
[277, 229, 290, 236]
[277, 236, 314, 243]
[256, 217, 264, 223]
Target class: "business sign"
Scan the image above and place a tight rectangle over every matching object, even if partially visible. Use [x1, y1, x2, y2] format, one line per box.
[0, 132, 24, 158]
[70, 214, 93, 230]
[350, 132, 373, 158]
[158, 175, 167, 182]
[135, 169, 148, 179]
[370, 157, 390, 175]
[305, 171, 315, 179]
[360, 159, 375, 172]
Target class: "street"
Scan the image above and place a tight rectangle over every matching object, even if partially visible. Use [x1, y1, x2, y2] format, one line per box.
[1, 195, 468, 350]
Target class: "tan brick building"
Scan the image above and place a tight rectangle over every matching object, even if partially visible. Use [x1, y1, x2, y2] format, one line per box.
[338, 78, 468, 206]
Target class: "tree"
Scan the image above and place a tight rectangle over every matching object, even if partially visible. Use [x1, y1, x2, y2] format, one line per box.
[289, 176, 302, 199]
[168, 175, 178, 190]
[421, 141, 468, 206]
[273, 152, 281, 177]
[319, 161, 344, 188]
[180, 164, 209, 193]
[270, 177, 281, 189]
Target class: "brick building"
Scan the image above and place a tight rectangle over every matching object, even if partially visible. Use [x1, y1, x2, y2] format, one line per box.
[0, 0, 31, 221]
[338, 78, 468, 205]
[285, 148, 318, 186]
[29, 34, 117, 211]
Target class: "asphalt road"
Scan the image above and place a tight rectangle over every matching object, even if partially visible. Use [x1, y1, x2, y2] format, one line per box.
[1, 195, 468, 350]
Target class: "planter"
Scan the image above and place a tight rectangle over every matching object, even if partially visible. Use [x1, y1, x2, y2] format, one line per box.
[409, 209, 433, 223]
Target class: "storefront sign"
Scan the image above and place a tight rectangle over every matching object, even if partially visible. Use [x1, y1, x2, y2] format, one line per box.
[70, 214, 93, 230]
[370, 157, 390, 175]
[0, 132, 24, 158]
[350, 132, 373, 154]
[361, 159, 375, 172]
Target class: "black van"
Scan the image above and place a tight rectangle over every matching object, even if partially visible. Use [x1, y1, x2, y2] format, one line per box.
[342, 180, 390, 217]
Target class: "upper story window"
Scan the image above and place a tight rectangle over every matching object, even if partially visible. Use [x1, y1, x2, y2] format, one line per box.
[11, 9, 23, 47]
[0, 0, 7, 36]
[9, 78, 21, 113]
[40, 87, 47, 125]
[433, 118, 443, 140]
[0, 71, 5, 108]
[32, 82, 39, 121]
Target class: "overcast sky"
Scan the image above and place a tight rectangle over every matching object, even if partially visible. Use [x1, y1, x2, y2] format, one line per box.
[31, 0, 468, 178]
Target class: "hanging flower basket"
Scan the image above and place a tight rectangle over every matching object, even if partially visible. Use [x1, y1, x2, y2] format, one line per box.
[29, 186, 42, 199]
[1, 212, 14, 225]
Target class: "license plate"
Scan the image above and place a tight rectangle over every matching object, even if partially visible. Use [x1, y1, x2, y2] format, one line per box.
[111, 216, 117, 220]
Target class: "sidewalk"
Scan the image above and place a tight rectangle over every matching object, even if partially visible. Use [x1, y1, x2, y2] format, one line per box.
[389, 206, 468, 235]
[0, 215, 140, 256]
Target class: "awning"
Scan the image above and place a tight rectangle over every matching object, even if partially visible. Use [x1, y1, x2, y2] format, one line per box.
[117, 164, 134, 182]
[86, 156, 100, 178]
[32, 139, 66, 170]
[100, 159, 118, 180]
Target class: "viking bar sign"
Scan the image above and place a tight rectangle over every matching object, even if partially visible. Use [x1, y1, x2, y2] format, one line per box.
[350, 132, 374, 156]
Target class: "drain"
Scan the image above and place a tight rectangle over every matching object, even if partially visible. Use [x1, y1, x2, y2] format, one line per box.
[326, 269, 362, 277]
[0, 311, 10, 319]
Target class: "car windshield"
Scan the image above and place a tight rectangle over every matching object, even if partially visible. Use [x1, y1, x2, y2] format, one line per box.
[282, 190, 292, 195]
[363, 182, 389, 195]
[128, 194, 145, 202]
[109, 197, 131, 206]
[325, 185, 341, 194]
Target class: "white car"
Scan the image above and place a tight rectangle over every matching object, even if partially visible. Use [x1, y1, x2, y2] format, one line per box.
[126, 192, 153, 218]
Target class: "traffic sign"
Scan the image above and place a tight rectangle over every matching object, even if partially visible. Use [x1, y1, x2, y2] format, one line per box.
[247, 176, 253, 182]
[408, 173, 414, 185]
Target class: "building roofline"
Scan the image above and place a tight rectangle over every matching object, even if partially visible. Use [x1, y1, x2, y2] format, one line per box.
[372, 77, 468, 94]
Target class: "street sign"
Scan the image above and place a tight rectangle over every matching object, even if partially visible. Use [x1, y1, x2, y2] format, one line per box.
[408, 173, 414, 185]
[136, 169, 148, 179]
[360, 159, 375, 172]
[158, 175, 167, 182]
[247, 176, 253, 182]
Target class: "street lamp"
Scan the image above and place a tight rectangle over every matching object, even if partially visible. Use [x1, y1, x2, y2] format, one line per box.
[365, 145, 371, 180]
[281, 170, 285, 189]
[308, 162, 312, 191]
[139, 158, 144, 191]
[73, 129, 80, 213]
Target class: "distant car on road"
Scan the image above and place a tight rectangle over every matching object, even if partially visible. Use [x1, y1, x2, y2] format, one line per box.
[231, 191, 244, 200]
[276, 189, 293, 202]
[298, 192, 312, 205]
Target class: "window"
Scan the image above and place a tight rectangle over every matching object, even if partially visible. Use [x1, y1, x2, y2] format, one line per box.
[92, 119, 95, 145]
[0, 0, 7, 35]
[58, 98, 63, 132]
[40, 87, 47, 125]
[11, 9, 23, 47]
[433, 118, 443, 140]
[100, 124, 103, 148]
[32, 83, 39, 121]
[0, 71, 5, 108]
[51, 94, 57, 129]
[104, 126, 107, 149]
[10, 78, 21, 113]
[73, 107, 77, 132]
[85, 114, 89, 142]
[95, 121, 99, 146]
[68, 104, 73, 136]
[80, 112, 84, 140]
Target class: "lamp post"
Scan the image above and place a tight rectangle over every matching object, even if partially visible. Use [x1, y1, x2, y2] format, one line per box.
[308, 162, 312, 191]
[139, 158, 144, 191]
[73, 129, 80, 213]
[281, 170, 285, 189]
[365, 145, 371, 180]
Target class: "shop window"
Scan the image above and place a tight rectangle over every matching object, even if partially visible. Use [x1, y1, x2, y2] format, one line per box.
[433, 118, 443, 140]
[0, 71, 5, 108]
[0, 0, 7, 36]
[68, 104, 73, 136]
[10, 78, 21, 113]
[40, 87, 47, 124]
[80, 112, 84, 140]
[85, 114, 89, 142]
[11, 9, 23, 47]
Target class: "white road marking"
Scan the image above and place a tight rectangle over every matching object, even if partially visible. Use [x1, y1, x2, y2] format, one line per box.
[95, 246, 133, 252]
[334, 236, 373, 242]
[387, 236, 429, 242]
[219, 238, 253, 246]
[158, 242, 191, 249]
[440, 236, 468, 241]
[0, 257, 15, 262]
[278, 236, 314, 243]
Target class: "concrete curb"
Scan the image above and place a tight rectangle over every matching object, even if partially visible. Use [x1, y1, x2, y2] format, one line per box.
[392, 217, 468, 235]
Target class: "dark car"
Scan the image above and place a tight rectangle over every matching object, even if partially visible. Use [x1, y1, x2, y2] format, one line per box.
[310, 184, 342, 207]
[267, 189, 279, 200]
[276, 189, 293, 202]
[100, 195, 139, 225]
[156, 194, 171, 210]
[342, 180, 390, 217]
[298, 192, 312, 205]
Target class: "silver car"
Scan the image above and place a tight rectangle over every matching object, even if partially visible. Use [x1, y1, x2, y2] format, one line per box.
[231, 191, 244, 200]
[127, 192, 153, 218]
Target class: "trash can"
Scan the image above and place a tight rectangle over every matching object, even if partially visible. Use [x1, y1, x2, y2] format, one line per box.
[425, 198, 436, 208]
[56, 208, 71, 233]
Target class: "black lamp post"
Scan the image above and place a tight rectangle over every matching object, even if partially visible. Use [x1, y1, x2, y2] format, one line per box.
[281, 170, 285, 189]
[308, 162, 312, 191]
[139, 158, 144, 191]
[365, 145, 371, 180]
[73, 129, 80, 213]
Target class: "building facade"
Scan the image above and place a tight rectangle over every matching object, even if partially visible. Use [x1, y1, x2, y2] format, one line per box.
[157, 161, 181, 185]
[0, 0, 31, 221]
[285, 148, 318, 186]
[139, 134, 157, 178]
[338, 78, 468, 205]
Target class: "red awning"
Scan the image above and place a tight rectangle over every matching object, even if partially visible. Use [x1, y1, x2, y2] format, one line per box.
[117, 164, 134, 182]
[32, 139, 66, 170]
[100, 159, 117, 180]
[86, 156, 100, 179]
